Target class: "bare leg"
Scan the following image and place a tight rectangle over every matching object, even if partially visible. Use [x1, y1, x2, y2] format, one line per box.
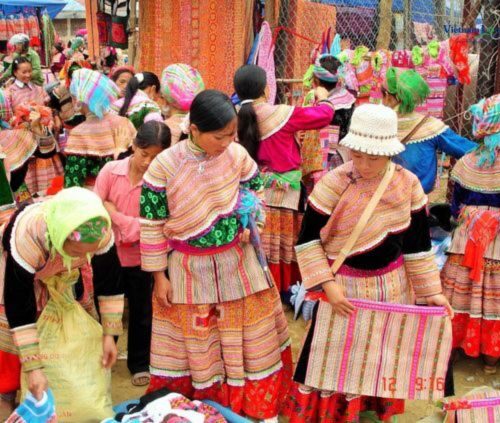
[0, 391, 16, 417]
[484, 355, 498, 374]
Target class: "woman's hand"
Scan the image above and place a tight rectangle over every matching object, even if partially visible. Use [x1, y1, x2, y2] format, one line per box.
[113, 126, 132, 151]
[323, 281, 355, 317]
[27, 368, 48, 400]
[153, 271, 173, 308]
[426, 294, 454, 318]
[102, 335, 118, 369]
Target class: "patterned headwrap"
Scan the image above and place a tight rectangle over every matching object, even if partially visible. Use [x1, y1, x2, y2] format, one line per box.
[110, 65, 135, 80]
[0, 89, 12, 126]
[470, 94, 500, 167]
[70, 69, 119, 119]
[385, 67, 430, 114]
[70, 36, 85, 52]
[59, 59, 92, 87]
[313, 54, 339, 83]
[43, 187, 111, 269]
[161, 64, 205, 112]
[68, 216, 109, 243]
[9, 33, 29, 46]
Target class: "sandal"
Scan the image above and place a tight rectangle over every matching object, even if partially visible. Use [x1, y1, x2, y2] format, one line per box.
[484, 364, 497, 375]
[132, 372, 150, 387]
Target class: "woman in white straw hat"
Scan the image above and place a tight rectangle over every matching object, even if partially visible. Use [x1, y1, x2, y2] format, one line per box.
[284, 103, 453, 422]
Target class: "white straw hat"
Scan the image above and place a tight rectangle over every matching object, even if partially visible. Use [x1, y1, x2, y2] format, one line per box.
[339, 103, 405, 156]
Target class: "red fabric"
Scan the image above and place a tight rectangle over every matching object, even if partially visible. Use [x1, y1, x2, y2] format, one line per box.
[148, 347, 293, 420]
[451, 313, 500, 358]
[269, 261, 301, 293]
[283, 383, 405, 422]
[0, 351, 21, 394]
[449, 35, 471, 85]
[462, 211, 499, 282]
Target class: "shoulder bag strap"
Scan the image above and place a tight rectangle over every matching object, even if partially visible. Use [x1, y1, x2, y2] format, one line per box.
[331, 161, 396, 274]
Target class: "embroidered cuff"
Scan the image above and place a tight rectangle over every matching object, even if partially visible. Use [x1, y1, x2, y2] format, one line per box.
[140, 219, 168, 272]
[11, 324, 43, 372]
[404, 250, 442, 297]
[295, 240, 334, 290]
[98, 295, 125, 336]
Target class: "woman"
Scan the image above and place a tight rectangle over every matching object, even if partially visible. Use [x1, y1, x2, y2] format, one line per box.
[234, 64, 335, 293]
[285, 104, 453, 422]
[140, 90, 291, 422]
[0, 187, 124, 419]
[50, 42, 66, 76]
[161, 63, 205, 144]
[64, 68, 136, 188]
[0, 33, 43, 86]
[5, 58, 49, 109]
[441, 94, 500, 374]
[112, 71, 163, 129]
[95, 121, 171, 387]
[110, 65, 136, 98]
[382, 67, 476, 194]
[301, 54, 356, 190]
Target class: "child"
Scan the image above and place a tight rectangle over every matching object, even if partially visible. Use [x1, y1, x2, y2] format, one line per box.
[5, 57, 49, 109]
[94, 120, 171, 386]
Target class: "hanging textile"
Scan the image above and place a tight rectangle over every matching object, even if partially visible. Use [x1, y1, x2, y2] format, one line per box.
[139, 0, 254, 94]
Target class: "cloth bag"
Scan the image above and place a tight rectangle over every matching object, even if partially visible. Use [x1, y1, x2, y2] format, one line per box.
[21, 270, 113, 422]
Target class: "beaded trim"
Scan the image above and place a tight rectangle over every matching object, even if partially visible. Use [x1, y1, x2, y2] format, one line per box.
[349, 128, 398, 140]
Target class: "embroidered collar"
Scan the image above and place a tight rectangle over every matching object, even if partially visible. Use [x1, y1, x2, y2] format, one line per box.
[14, 79, 33, 89]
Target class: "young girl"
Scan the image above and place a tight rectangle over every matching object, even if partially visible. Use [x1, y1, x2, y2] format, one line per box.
[442, 94, 500, 374]
[110, 66, 136, 98]
[112, 71, 163, 129]
[95, 121, 171, 387]
[5, 57, 49, 110]
[161, 64, 205, 144]
[64, 68, 136, 188]
[285, 104, 453, 422]
[234, 64, 335, 293]
[140, 90, 291, 422]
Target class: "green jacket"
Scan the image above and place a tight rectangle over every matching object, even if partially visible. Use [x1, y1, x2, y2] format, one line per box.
[2, 48, 44, 86]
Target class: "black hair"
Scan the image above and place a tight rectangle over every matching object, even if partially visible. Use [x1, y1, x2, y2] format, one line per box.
[315, 55, 341, 91]
[119, 71, 161, 116]
[12, 57, 32, 75]
[110, 68, 134, 82]
[54, 42, 64, 54]
[189, 89, 236, 133]
[134, 121, 171, 150]
[233, 65, 267, 161]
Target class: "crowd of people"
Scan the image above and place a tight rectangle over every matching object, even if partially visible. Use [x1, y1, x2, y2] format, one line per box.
[0, 30, 497, 423]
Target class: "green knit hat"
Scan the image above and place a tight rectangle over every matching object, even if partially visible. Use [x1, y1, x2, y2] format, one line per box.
[385, 67, 430, 114]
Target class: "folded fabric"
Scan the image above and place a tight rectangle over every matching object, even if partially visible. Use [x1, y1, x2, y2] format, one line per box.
[6, 389, 57, 423]
[441, 389, 500, 422]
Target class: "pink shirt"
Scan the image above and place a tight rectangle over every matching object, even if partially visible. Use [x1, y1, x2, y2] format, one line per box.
[7, 80, 49, 109]
[94, 157, 142, 267]
[257, 103, 334, 172]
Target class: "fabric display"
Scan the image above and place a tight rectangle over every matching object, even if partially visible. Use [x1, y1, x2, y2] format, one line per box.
[441, 390, 500, 422]
[106, 391, 226, 422]
[0, 12, 40, 42]
[97, 0, 130, 49]
[139, 0, 255, 94]
[299, 298, 452, 400]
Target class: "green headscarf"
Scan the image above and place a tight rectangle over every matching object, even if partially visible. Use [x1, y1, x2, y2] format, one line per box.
[43, 187, 111, 269]
[385, 67, 430, 115]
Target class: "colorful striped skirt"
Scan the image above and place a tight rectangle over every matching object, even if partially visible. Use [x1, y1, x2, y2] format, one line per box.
[285, 257, 413, 422]
[442, 254, 500, 358]
[261, 205, 302, 293]
[147, 287, 293, 420]
[25, 154, 64, 197]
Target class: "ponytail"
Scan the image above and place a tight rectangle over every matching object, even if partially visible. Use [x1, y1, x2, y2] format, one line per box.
[119, 71, 160, 117]
[233, 65, 267, 162]
[237, 103, 261, 161]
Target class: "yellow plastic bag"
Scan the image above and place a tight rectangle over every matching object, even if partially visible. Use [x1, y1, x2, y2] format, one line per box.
[22, 270, 114, 422]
